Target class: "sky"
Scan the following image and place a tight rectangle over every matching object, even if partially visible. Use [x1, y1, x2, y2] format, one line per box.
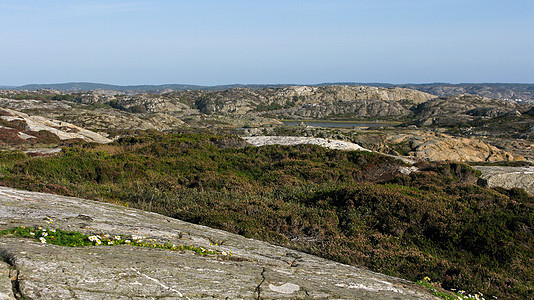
[0, 0, 533, 86]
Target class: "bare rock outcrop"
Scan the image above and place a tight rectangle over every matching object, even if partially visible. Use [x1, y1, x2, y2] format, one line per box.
[474, 166, 534, 195]
[0, 108, 112, 144]
[0, 99, 188, 133]
[276, 99, 412, 119]
[243, 136, 370, 152]
[192, 85, 436, 119]
[0, 186, 437, 299]
[412, 94, 528, 126]
[386, 132, 520, 162]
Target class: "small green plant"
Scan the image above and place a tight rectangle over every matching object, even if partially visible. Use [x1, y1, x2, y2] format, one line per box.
[0, 226, 231, 257]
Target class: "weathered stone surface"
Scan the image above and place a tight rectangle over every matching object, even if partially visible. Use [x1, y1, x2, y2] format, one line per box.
[193, 85, 435, 119]
[412, 94, 529, 127]
[243, 136, 370, 152]
[385, 132, 519, 162]
[474, 166, 534, 195]
[0, 108, 112, 144]
[0, 99, 188, 133]
[276, 99, 412, 120]
[0, 186, 438, 299]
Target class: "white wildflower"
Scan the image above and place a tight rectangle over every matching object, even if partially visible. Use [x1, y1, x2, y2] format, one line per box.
[88, 235, 100, 242]
[39, 237, 46, 244]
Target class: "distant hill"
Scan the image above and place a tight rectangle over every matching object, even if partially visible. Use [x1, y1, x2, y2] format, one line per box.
[323, 83, 534, 102]
[397, 83, 534, 102]
[13, 82, 292, 92]
[4, 82, 534, 102]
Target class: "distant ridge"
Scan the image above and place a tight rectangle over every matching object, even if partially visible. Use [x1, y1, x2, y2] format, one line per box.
[3, 82, 534, 101]
[12, 82, 293, 92]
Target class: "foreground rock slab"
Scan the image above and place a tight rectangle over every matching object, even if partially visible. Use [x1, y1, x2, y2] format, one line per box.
[0, 186, 437, 299]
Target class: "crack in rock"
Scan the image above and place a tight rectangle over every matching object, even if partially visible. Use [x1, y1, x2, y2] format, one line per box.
[10, 270, 21, 300]
[255, 268, 266, 300]
[0, 249, 20, 300]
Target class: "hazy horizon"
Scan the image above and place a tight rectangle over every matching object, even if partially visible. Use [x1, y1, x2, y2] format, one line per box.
[4, 81, 534, 90]
[1, 1, 533, 86]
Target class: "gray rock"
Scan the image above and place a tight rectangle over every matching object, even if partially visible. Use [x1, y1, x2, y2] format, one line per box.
[412, 94, 526, 126]
[0, 186, 438, 299]
[193, 85, 435, 119]
[243, 136, 370, 152]
[0, 108, 112, 144]
[475, 166, 534, 195]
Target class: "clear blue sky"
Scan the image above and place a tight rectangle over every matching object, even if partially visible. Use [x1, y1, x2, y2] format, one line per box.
[1, 0, 533, 86]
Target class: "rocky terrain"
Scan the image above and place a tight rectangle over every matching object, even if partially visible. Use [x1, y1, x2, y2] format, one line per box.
[3, 85, 531, 131]
[0, 97, 188, 134]
[190, 85, 435, 120]
[243, 136, 370, 152]
[399, 83, 534, 103]
[383, 131, 520, 162]
[410, 94, 528, 127]
[0, 84, 533, 299]
[10, 82, 534, 103]
[1, 84, 533, 189]
[2, 85, 533, 162]
[0, 107, 111, 149]
[0, 186, 438, 299]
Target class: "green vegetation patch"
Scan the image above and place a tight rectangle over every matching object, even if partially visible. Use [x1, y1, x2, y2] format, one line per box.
[0, 226, 230, 257]
[0, 132, 532, 299]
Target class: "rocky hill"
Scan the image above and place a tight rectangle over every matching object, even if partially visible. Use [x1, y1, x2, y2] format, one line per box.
[399, 83, 534, 103]
[191, 85, 435, 119]
[1, 86, 532, 163]
[0, 186, 437, 299]
[411, 94, 528, 127]
[0, 97, 187, 133]
[5, 85, 533, 128]
[9, 82, 534, 103]
[0, 107, 111, 149]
